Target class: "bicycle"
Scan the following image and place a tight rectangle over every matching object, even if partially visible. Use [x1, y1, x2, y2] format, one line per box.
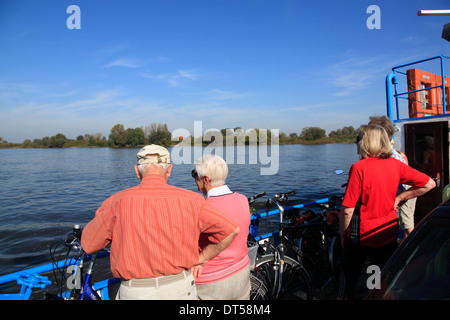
[250, 191, 313, 300]
[245, 192, 269, 300]
[48, 225, 119, 300]
[284, 196, 343, 298]
[248, 191, 267, 239]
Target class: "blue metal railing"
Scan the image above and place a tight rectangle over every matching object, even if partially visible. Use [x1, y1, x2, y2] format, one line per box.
[0, 252, 110, 300]
[0, 196, 334, 299]
[386, 55, 448, 122]
[250, 197, 330, 241]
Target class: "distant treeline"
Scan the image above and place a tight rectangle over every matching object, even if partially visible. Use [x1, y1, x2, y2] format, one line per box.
[0, 123, 358, 149]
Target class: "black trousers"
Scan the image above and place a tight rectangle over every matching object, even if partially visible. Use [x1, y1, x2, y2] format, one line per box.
[341, 239, 397, 299]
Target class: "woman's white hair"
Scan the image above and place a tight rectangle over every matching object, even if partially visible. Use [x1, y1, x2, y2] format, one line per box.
[194, 154, 228, 187]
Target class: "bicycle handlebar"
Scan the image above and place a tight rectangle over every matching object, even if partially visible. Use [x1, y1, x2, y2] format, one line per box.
[266, 190, 297, 206]
[63, 225, 110, 255]
[278, 190, 297, 199]
[64, 225, 82, 246]
[248, 191, 267, 204]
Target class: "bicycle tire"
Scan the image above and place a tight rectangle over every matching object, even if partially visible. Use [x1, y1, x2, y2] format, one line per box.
[252, 254, 312, 300]
[250, 274, 269, 300]
[298, 231, 343, 288]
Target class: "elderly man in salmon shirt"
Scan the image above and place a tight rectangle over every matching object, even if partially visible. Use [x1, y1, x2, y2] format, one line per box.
[81, 144, 240, 300]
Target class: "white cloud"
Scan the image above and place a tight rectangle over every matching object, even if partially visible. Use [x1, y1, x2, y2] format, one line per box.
[105, 57, 141, 68]
[61, 90, 121, 110]
[139, 69, 201, 87]
[323, 55, 389, 97]
[206, 89, 249, 100]
[178, 70, 199, 81]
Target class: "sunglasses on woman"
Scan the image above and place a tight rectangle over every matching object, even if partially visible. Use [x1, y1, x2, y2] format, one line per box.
[355, 135, 364, 144]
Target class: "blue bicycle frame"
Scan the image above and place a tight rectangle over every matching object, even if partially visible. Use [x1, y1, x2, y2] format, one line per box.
[78, 255, 101, 300]
[0, 251, 118, 300]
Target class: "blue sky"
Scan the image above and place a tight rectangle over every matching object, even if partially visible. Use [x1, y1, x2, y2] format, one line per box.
[0, 0, 449, 142]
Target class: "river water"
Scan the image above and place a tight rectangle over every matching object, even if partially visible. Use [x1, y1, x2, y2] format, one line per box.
[0, 144, 358, 278]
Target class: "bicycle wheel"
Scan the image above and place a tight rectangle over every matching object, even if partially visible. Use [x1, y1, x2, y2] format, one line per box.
[252, 254, 312, 300]
[328, 235, 343, 277]
[250, 274, 269, 300]
[297, 227, 336, 285]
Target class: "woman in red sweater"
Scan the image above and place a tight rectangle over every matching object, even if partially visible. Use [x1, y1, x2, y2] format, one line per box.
[340, 124, 435, 299]
[191, 154, 251, 300]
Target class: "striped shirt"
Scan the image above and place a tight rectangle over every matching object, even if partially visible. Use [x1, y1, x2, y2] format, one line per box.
[81, 174, 238, 280]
